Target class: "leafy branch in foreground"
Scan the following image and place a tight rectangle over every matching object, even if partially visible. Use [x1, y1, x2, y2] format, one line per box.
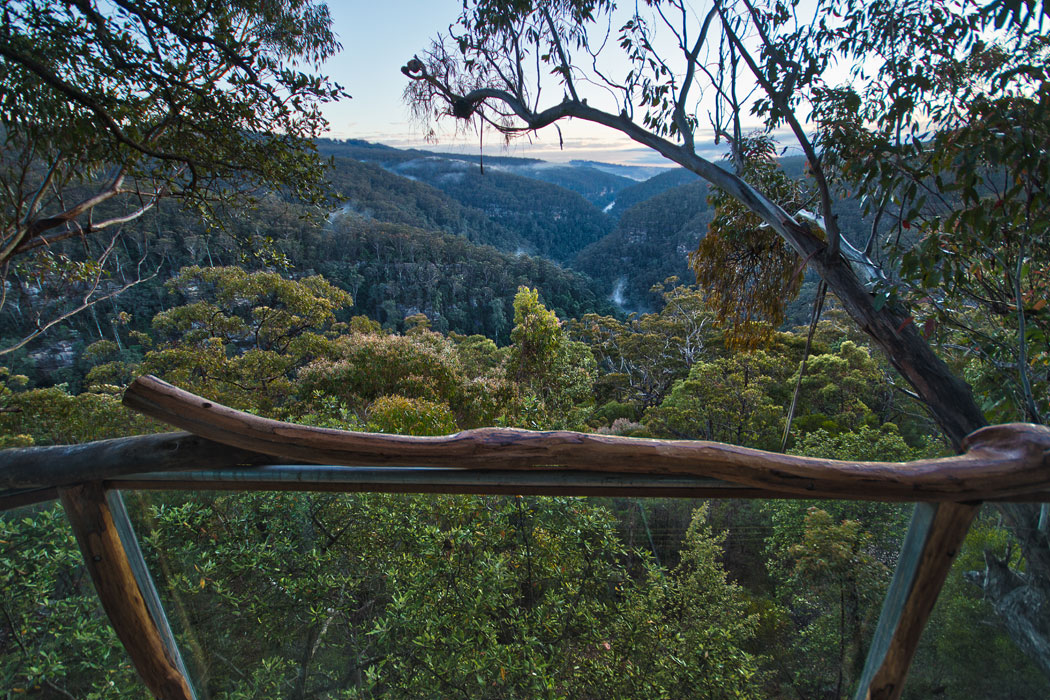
[0, 0, 347, 353]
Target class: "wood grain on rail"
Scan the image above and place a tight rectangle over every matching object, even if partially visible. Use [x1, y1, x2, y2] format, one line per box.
[122, 375, 1050, 502]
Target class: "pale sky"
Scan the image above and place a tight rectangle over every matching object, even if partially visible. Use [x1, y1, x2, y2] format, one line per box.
[320, 1, 713, 166]
[318, 2, 849, 166]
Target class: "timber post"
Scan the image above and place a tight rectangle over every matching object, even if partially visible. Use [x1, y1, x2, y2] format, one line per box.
[59, 482, 195, 700]
[854, 502, 980, 700]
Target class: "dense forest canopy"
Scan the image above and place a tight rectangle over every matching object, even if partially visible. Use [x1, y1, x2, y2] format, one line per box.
[2, 0, 1050, 698]
[6, 278, 1048, 698]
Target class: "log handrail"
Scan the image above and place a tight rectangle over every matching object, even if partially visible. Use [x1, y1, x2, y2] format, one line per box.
[0, 431, 285, 492]
[120, 375, 1050, 502]
[3, 375, 1046, 700]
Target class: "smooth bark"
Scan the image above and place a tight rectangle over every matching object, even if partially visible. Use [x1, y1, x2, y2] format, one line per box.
[118, 375, 1050, 502]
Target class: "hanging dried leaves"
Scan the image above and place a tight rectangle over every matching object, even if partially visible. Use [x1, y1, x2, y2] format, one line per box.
[690, 136, 808, 349]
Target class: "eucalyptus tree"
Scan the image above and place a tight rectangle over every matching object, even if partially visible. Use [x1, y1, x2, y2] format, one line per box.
[0, 0, 346, 354]
[572, 283, 715, 411]
[402, 0, 981, 446]
[402, 0, 1050, 677]
[139, 266, 352, 416]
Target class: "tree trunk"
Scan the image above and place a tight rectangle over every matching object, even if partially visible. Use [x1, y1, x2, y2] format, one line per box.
[974, 549, 1050, 677]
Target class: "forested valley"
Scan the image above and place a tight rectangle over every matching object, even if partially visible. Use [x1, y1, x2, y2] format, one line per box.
[3, 0, 1050, 698]
[3, 138, 1046, 698]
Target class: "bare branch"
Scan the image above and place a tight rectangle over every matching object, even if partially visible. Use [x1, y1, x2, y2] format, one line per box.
[540, 7, 580, 102]
[719, 1, 843, 256]
[14, 199, 159, 256]
[1014, 233, 1043, 423]
[674, 7, 719, 150]
[1, 254, 158, 357]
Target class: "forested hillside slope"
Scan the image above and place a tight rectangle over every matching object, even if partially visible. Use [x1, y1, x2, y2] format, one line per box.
[1, 144, 632, 387]
[576, 180, 712, 310]
[0, 138, 889, 387]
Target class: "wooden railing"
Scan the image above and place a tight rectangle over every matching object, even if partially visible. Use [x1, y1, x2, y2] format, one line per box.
[1, 374, 1048, 700]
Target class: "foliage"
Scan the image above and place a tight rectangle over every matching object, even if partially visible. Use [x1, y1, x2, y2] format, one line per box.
[762, 426, 924, 698]
[0, 367, 32, 447]
[154, 266, 352, 351]
[127, 491, 766, 699]
[297, 329, 478, 424]
[0, 146, 620, 385]
[566, 504, 763, 698]
[768, 425, 923, 575]
[140, 491, 391, 698]
[785, 3, 1050, 673]
[0, 0, 345, 352]
[509, 288, 563, 381]
[6, 0, 1050, 692]
[0, 505, 147, 698]
[645, 351, 788, 450]
[573, 282, 715, 411]
[320, 214, 616, 343]
[506, 287, 596, 429]
[1, 259, 1037, 699]
[808, 0, 1050, 427]
[136, 266, 351, 415]
[0, 383, 161, 446]
[788, 341, 891, 437]
[365, 495, 626, 699]
[778, 508, 891, 699]
[366, 395, 459, 436]
[692, 135, 807, 349]
[403, 0, 1050, 674]
[905, 513, 1050, 699]
[575, 182, 711, 311]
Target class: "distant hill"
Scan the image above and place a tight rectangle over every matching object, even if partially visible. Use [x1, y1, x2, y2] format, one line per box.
[494, 164, 635, 208]
[320, 141, 871, 319]
[320, 139, 653, 209]
[568, 160, 671, 181]
[604, 169, 702, 219]
[575, 180, 712, 311]
[388, 157, 613, 263]
[327, 157, 531, 253]
[4, 133, 887, 388]
[319, 215, 617, 341]
[316, 138, 544, 168]
[320, 139, 617, 262]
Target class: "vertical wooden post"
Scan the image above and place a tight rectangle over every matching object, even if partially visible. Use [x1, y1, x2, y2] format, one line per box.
[106, 489, 197, 697]
[854, 502, 980, 700]
[60, 482, 195, 700]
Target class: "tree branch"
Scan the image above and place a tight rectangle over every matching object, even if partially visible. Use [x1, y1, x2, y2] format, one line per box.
[540, 7, 580, 102]
[1, 237, 158, 356]
[720, 0, 843, 256]
[674, 7, 719, 150]
[15, 198, 159, 256]
[0, 43, 196, 166]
